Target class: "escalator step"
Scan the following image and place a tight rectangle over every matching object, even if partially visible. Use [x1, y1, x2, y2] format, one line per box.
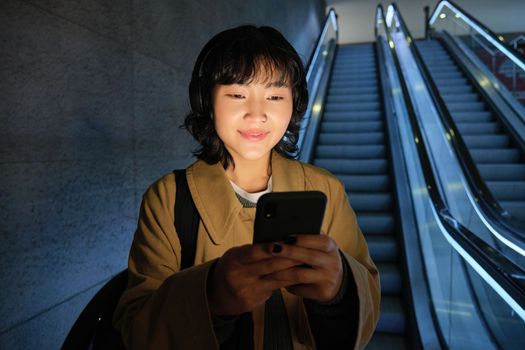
[338, 174, 391, 192]
[366, 333, 407, 350]
[500, 201, 525, 220]
[442, 92, 479, 103]
[376, 296, 406, 334]
[323, 110, 382, 121]
[348, 193, 392, 212]
[477, 164, 525, 181]
[457, 122, 499, 134]
[439, 85, 473, 94]
[325, 101, 380, 111]
[367, 236, 398, 262]
[471, 149, 520, 163]
[454, 111, 493, 122]
[329, 86, 378, 95]
[315, 145, 386, 159]
[463, 135, 509, 148]
[445, 101, 486, 112]
[314, 159, 387, 174]
[433, 77, 468, 86]
[486, 181, 525, 200]
[330, 81, 376, 89]
[320, 121, 383, 133]
[378, 263, 402, 295]
[326, 94, 379, 103]
[357, 213, 396, 235]
[318, 132, 384, 145]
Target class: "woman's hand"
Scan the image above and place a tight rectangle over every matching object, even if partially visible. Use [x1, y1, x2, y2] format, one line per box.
[207, 244, 300, 316]
[263, 233, 344, 303]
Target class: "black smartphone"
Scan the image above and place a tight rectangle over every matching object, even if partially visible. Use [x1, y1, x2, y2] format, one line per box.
[253, 191, 327, 244]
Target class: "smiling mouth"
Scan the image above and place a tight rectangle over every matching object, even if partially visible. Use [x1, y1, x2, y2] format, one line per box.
[239, 130, 269, 141]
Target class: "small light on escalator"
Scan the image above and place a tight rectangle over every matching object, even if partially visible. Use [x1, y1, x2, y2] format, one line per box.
[322, 50, 328, 56]
[415, 137, 419, 144]
[446, 132, 451, 141]
[455, 13, 460, 19]
[498, 36, 505, 42]
[313, 104, 322, 113]
[389, 40, 394, 49]
[439, 13, 446, 19]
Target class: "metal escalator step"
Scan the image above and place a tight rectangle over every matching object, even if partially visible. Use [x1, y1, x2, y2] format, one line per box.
[330, 75, 375, 81]
[431, 66, 461, 74]
[487, 181, 525, 200]
[425, 59, 456, 67]
[326, 94, 379, 103]
[337, 174, 391, 192]
[431, 71, 464, 79]
[330, 80, 376, 88]
[445, 101, 486, 112]
[315, 145, 386, 159]
[471, 149, 520, 163]
[317, 132, 384, 145]
[320, 121, 383, 133]
[439, 85, 473, 94]
[500, 201, 525, 221]
[323, 110, 381, 121]
[331, 67, 377, 77]
[442, 92, 479, 103]
[456, 122, 499, 134]
[433, 77, 468, 86]
[378, 263, 402, 295]
[463, 134, 509, 148]
[357, 213, 395, 235]
[376, 296, 406, 334]
[329, 86, 378, 95]
[325, 101, 380, 111]
[367, 235, 398, 262]
[314, 158, 387, 174]
[477, 164, 525, 181]
[349, 193, 392, 212]
[453, 111, 492, 122]
[367, 333, 407, 350]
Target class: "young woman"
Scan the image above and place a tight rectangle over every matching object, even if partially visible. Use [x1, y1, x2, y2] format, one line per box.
[113, 25, 380, 349]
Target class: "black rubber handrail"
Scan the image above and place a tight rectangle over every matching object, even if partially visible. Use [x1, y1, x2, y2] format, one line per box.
[381, 2, 525, 311]
[306, 8, 338, 71]
[375, 6, 442, 349]
[393, 2, 525, 251]
[428, 0, 525, 69]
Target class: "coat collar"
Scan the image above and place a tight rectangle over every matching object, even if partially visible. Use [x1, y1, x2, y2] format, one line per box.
[186, 151, 305, 244]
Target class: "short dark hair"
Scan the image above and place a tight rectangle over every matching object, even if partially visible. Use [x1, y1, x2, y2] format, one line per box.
[183, 25, 309, 168]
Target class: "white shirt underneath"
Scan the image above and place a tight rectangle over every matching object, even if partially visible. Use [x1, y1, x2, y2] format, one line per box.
[229, 176, 273, 203]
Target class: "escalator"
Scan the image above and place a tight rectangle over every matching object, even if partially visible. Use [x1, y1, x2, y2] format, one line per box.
[312, 43, 409, 348]
[415, 39, 525, 225]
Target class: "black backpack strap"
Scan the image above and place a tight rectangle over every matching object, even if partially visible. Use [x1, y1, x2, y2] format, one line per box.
[174, 169, 201, 270]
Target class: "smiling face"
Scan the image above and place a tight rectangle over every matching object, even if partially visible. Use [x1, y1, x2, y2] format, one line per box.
[212, 72, 293, 168]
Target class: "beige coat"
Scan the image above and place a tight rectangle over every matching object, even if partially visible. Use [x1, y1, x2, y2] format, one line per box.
[113, 151, 380, 349]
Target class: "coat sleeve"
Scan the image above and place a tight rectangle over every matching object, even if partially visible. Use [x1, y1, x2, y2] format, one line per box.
[112, 176, 219, 350]
[308, 176, 381, 349]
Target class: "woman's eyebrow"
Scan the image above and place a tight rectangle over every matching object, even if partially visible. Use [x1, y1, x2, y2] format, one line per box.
[264, 81, 289, 88]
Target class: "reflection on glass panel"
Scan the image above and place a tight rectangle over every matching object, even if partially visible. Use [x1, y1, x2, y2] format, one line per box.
[430, 3, 525, 106]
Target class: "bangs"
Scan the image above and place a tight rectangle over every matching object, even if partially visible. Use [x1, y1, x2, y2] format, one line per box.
[205, 36, 303, 88]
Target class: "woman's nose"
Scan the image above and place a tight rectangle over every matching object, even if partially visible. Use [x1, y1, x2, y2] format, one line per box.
[243, 99, 267, 123]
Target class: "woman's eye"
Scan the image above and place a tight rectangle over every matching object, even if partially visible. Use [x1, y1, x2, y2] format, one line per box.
[268, 95, 284, 101]
[227, 94, 245, 99]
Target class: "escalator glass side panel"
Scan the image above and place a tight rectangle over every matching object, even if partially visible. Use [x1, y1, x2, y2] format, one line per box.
[429, 1, 525, 107]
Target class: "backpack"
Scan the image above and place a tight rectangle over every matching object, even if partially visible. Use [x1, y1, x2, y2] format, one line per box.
[62, 169, 200, 349]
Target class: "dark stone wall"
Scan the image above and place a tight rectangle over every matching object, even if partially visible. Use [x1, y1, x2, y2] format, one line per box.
[0, 0, 326, 347]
